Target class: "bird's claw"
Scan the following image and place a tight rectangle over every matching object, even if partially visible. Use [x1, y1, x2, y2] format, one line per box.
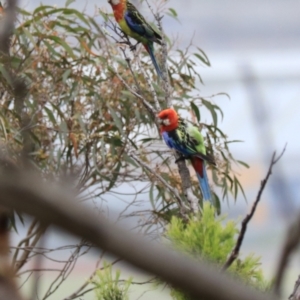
[175, 156, 189, 164]
[129, 42, 140, 52]
[130, 45, 137, 51]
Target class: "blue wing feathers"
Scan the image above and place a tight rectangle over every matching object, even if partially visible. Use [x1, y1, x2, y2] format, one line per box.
[124, 11, 146, 35]
[162, 131, 173, 149]
[162, 130, 193, 156]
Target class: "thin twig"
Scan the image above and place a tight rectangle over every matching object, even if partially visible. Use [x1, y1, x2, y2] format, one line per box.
[12, 219, 39, 267]
[15, 224, 46, 272]
[43, 239, 88, 300]
[223, 146, 286, 271]
[31, 231, 46, 300]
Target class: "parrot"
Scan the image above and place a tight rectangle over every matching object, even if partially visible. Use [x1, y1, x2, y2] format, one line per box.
[157, 108, 215, 202]
[107, 0, 163, 79]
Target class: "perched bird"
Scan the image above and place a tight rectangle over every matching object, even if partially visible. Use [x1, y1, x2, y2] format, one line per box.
[0, 2, 3, 15]
[157, 108, 215, 202]
[108, 0, 163, 78]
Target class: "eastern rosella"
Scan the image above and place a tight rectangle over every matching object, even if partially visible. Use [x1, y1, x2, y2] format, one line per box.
[157, 108, 215, 202]
[108, 0, 163, 78]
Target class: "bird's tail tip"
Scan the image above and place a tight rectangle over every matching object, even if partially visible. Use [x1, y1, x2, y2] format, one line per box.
[145, 43, 163, 80]
[196, 167, 213, 203]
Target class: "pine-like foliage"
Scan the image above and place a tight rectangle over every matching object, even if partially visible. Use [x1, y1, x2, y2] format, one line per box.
[166, 203, 269, 299]
[93, 262, 132, 300]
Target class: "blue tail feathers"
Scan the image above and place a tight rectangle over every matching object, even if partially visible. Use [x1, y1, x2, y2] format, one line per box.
[145, 43, 163, 79]
[196, 164, 212, 202]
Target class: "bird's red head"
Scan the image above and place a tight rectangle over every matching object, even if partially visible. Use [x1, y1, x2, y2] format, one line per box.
[107, 0, 126, 22]
[157, 108, 179, 132]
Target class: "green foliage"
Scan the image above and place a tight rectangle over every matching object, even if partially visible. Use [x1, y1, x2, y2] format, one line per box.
[166, 203, 269, 299]
[0, 1, 253, 297]
[93, 262, 132, 300]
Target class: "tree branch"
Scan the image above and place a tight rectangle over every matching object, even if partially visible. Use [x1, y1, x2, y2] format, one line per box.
[223, 147, 286, 270]
[274, 206, 300, 295]
[14, 224, 46, 272]
[175, 152, 200, 214]
[0, 171, 277, 300]
[0, 0, 17, 54]
[289, 275, 300, 300]
[155, 12, 172, 107]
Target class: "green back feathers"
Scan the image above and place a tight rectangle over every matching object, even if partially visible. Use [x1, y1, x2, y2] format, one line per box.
[177, 118, 206, 155]
[177, 118, 215, 165]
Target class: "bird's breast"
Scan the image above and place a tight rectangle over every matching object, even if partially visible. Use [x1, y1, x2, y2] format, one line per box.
[118, 19, 132, 35]
[112, 3, 125, 23]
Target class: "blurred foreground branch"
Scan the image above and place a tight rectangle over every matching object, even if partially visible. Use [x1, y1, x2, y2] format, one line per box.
[0, 171, 277, 300]
[0, 208, 23, 300]
[289, 275, 300, 300]
[274, 202, 300, 296]
[0, 0, 17, 54]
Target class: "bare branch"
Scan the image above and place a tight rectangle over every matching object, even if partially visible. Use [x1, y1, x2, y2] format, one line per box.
[14, 224, 46, 272]
[289, 275, 300, 300]
[175, 152, 200, 214]
[12, 219, 39, 267]
[43, 239, 88, 300]
[0, 171, 277, 300]
[223, 147, 286, 270]
[274, 204, 300, 295]
[155, 12, 172, 107]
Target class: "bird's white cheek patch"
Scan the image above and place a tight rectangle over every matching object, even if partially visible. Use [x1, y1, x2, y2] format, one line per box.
[163, 119, 170, 126]
[111, 0, 120, 5]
